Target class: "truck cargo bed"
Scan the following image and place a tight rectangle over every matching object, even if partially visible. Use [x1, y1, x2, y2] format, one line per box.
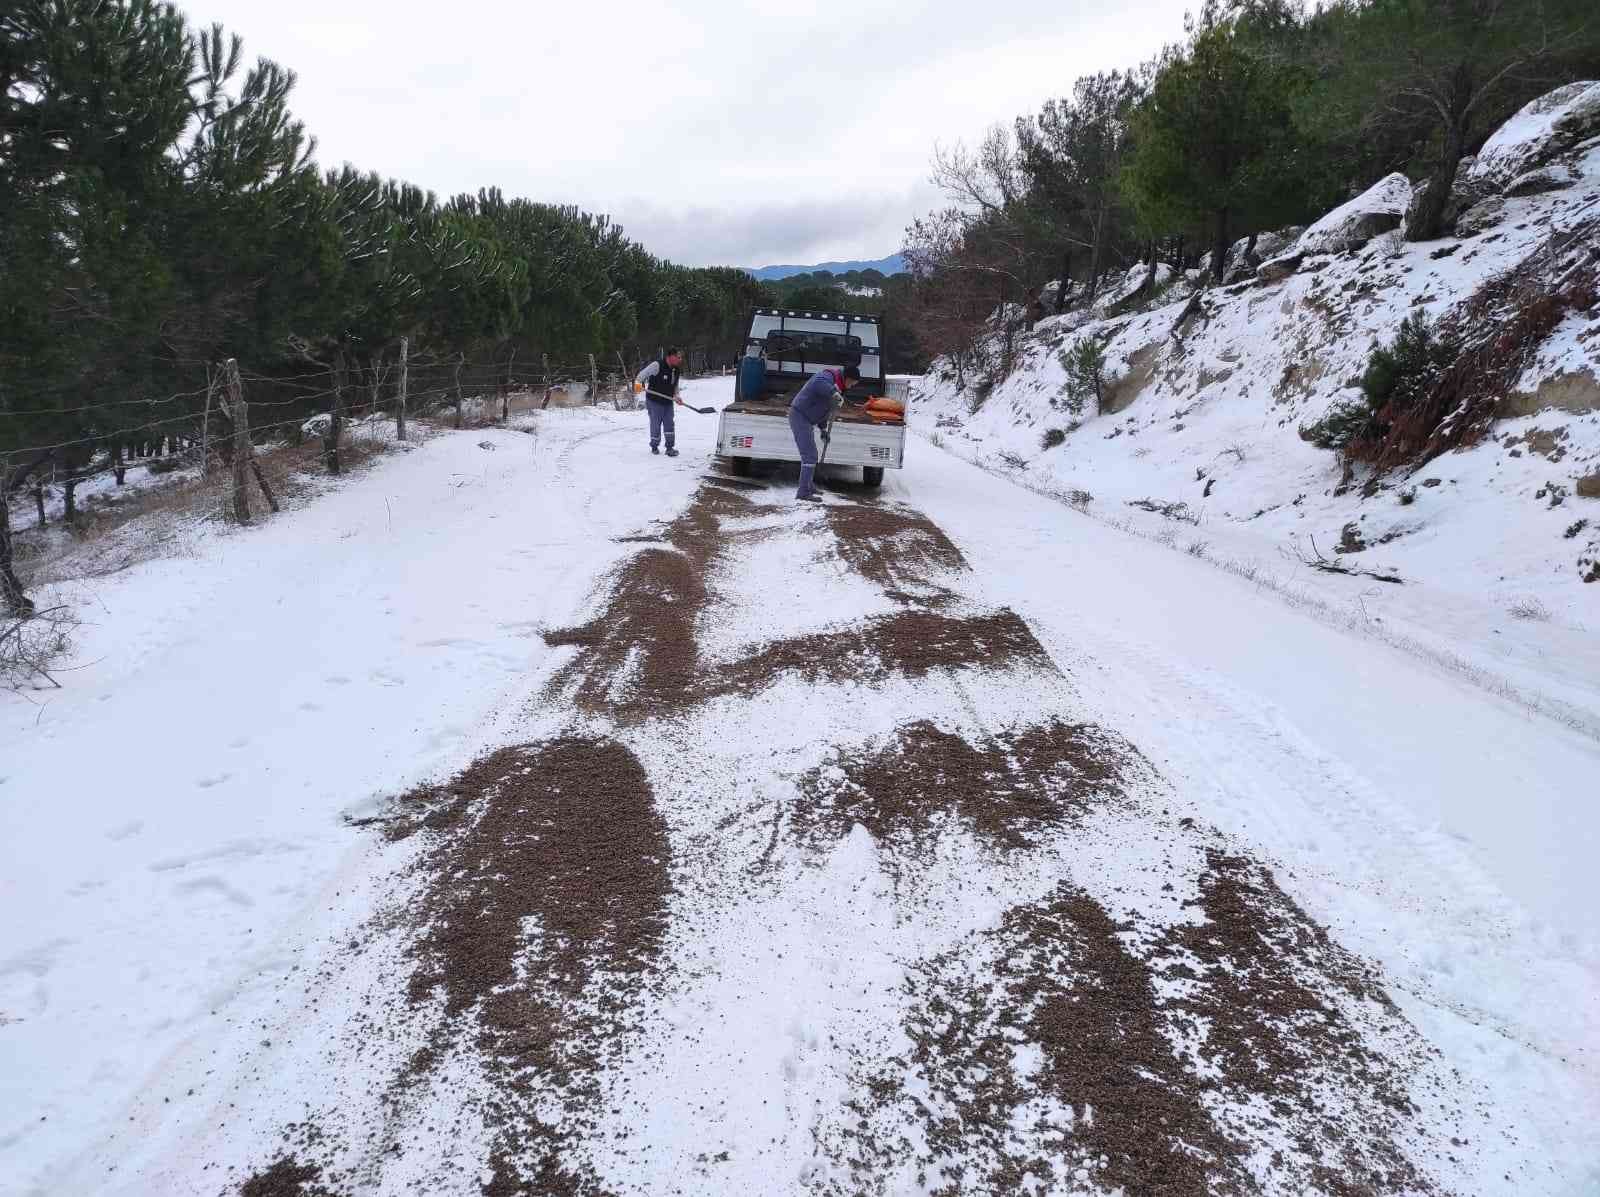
[721, 398, 899, 427]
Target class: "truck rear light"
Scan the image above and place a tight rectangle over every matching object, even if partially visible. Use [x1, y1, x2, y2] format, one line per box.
[870, 446, 891, 460]
[731, 435, 755, 450]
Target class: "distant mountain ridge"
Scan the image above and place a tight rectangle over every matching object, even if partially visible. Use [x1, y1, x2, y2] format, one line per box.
[744, 254, 906, 281]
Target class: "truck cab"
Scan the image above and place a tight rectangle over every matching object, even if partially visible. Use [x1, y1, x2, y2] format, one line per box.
[716, 307, 906, 486]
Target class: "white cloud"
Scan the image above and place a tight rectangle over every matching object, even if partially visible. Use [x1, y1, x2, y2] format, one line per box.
[187, 0, 1195, 266]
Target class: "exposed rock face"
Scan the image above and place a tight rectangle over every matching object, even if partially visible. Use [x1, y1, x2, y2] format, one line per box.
[1455, 197, 1507, 237]
[1223, 227, 1304, 282]
[1504, 369, 1599, 417]
[1468, 82, 1600, 191]
[1505, 165, 1577, 197]
[1253, 227, 1302, 262]
[1294, 173, 1413, 255]
[1257, 252, 1305, 283]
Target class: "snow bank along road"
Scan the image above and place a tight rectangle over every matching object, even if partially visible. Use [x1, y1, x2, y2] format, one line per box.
[3, 378, 1597, 1196]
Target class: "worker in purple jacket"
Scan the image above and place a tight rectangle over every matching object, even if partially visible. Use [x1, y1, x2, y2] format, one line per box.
[788, 365, 861, 501]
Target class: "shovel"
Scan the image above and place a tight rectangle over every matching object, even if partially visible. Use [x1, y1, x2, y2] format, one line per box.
[637, 380, 716, 415]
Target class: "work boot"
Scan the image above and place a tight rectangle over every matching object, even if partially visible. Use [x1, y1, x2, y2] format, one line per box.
[650, 444, 659, 454]
[665, 446, 679, 457]
[797, 493, 823, 503]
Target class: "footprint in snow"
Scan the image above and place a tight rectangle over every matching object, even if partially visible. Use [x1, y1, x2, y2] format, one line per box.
[324, 675, 352, 686]
[175, 876, 254, 908]
[298, 701, 323, 712]
[196, 773, 232, 789]
[105, 820, 144, 841]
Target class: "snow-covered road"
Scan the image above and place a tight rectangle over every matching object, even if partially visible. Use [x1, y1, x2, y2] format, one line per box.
[3, 379, 1597, 1196]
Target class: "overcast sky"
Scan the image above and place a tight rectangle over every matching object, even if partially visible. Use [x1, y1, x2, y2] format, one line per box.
[188, 0, 1196, 268]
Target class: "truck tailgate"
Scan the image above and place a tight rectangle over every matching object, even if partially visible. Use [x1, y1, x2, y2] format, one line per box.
[718, 411, 905, 469]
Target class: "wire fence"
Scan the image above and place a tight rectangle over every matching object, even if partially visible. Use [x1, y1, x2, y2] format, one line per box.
[2, 342, 736, 556]
[4, 343, 734, 484]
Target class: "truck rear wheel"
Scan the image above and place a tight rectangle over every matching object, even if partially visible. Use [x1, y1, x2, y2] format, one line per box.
[730, 456, 753, 477]
[862, 465, 884, 488]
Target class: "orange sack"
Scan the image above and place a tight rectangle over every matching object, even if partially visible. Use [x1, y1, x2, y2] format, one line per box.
[864, 396, 905, 414]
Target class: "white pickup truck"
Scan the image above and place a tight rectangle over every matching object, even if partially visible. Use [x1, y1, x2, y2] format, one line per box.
[715, 308, 907, 487]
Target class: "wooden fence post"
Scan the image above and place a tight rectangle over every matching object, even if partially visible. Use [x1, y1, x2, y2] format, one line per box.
[504, 348, 516, 421]
[224, 359, 252, 524]
[1, 455, 34, 614]
[396, 336, 409, 441]
[326, 352, 346, 475]
[229, 361, 281, 513]
[540, 353, 551, 410]
[589, 353, 598, 406]
[454, 353, 465, 429]
[201, 365, 215, 478]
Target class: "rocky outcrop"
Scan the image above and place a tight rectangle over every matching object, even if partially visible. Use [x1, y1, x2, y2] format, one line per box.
[1505, 368, 1600, 418]
[1468, 82, 1600, 191]
[1223, 227, 1303, 282]
[1455, 197, 1507, 237]
[1505, 165, 1578, 197]
[1294, 173, 1412, 256]
[1257, 252, 1305, 283]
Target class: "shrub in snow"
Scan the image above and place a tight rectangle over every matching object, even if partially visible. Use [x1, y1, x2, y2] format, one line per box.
[1, 605, 76, 690]
[1299, 313, 1458, 453]
[1359, 312, 1459, 417]
[1059, 339, 1107, 416]
[1040, 427, 1068, 450]
[1507, 597, 1551, 621]
[1299, 396, 1376, 451]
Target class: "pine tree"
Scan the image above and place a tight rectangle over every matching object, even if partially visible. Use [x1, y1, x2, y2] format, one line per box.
[1309, 0, 1598, 241]
[1120, 1, 1309, 281]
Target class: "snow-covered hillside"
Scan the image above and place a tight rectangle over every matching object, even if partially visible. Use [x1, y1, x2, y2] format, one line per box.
[913, 84, 1600, 645]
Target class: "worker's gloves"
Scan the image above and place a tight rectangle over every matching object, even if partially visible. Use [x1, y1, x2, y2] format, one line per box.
[820, 427, 831, 444]
[831, 392, 845, 409]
